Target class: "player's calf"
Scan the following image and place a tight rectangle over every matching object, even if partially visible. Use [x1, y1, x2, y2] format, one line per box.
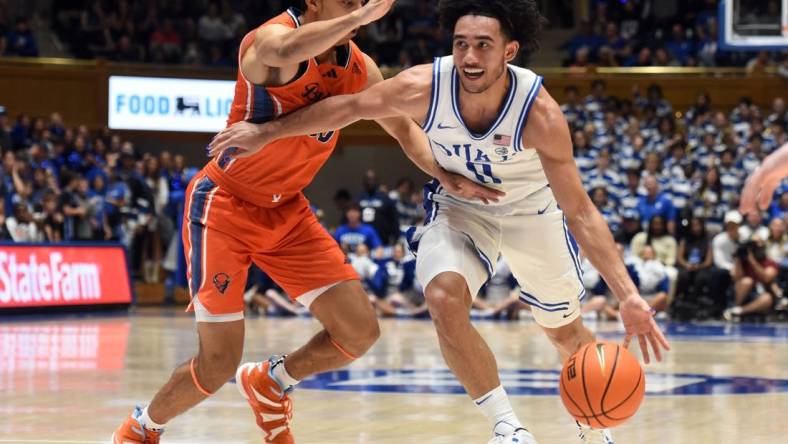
[542, 317, 596, 361]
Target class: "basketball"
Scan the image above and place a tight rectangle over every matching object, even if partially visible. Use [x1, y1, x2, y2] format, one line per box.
[559, 342, 645, 429]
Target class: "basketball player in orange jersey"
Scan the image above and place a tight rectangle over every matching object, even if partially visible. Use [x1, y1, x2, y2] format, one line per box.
[112, 1, 502, 443]
[209, 1, 670, 442]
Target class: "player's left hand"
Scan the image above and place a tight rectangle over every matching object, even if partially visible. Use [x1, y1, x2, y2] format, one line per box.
[436, 169, 505, 204]
[619, 294, 670, 364]
[207, 121, 272, 158]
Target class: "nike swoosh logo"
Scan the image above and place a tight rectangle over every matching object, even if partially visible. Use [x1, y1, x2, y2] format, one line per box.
[563, 309, 577, 319]
[537, 200, 552, 215]
[437, 123, 457, 129]
[475, 393, 493, 405]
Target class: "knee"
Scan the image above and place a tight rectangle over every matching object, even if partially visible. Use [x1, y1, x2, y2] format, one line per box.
[740, 276, 755, 288]
[332, 309, 380, 358]
[424, 279, 470, 328]
[196, 348, 242, 391]
[355, 315, 381, 353]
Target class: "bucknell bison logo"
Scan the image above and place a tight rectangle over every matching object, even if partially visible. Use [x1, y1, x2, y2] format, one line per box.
[213, 272, 231, 294]
[302, 82, 325, 102]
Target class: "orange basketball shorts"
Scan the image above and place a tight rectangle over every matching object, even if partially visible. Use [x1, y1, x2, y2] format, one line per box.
[182, 173, 358, 320]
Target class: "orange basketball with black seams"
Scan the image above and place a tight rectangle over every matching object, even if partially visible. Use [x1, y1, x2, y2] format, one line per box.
[559, 341, 645, 429]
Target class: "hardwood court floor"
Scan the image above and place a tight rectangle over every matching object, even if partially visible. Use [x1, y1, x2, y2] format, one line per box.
[1, 308, 787, 444]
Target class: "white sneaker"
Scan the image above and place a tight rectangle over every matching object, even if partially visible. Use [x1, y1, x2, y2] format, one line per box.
[488, 427, 539, 444]
[723, 306, 743, 322]
[577, 422, 614, 444]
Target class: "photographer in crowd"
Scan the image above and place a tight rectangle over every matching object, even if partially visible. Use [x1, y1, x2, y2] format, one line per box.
[724, 235, 782, 321]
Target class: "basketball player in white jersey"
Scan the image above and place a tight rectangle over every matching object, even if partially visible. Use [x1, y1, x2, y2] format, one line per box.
[209, 1, 669, 442]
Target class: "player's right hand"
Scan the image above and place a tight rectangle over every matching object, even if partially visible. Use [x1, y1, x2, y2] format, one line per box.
[437, 168, 506, 205]
[207, 121, 272, 159]
[353, 0, 396, 26]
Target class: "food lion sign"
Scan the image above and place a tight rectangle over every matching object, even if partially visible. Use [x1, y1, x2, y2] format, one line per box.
[109, 76, 235, 133]
[0, 244, 132, 309]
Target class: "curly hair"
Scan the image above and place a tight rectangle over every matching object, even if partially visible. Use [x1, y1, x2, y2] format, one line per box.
[438, 0, 546, 57]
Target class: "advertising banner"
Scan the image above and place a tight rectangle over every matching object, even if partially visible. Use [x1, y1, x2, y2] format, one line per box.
[108, 75, 235, 132]
[0, 244, 133, 309]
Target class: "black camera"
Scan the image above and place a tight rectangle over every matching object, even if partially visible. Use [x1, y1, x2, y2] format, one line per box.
[737, 240, 766, 262]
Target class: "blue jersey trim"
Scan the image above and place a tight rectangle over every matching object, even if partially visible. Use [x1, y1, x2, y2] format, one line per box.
[450, 67, 517, 140]
[561, 217, 584, 285]
[515, 76, 543, 152]
[422, 58, 442, 132]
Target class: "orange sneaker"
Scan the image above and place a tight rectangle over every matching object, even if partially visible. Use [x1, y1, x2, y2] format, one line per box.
[111, 407, 163, 444]
[236, 358, 295, 444]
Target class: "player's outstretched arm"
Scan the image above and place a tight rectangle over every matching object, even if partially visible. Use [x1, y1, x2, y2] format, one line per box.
[525, 89, 670, 364]
[248, 0, 396, 68]
[208, 67, 424, 157]
[740, 142, 788, 214]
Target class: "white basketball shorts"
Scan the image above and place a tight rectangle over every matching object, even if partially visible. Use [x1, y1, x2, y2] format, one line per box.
[407, 183, 585, 328]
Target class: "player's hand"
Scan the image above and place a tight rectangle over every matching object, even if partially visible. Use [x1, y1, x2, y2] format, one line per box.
[740, 162, 782, 214]
[436, 168, 505, 204]
[353, 0, 396, 26]
[619, 294, 670, 364]
[207, 121, 272, 159]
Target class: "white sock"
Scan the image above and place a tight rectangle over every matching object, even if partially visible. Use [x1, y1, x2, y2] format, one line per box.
[137, 406, 166, 431]
[271, 358, 300, 391]
[473, 385, 524, 435]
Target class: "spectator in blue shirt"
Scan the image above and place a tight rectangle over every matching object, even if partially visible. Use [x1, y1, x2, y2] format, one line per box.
[564, 19, 603, 65]
[358, 169, 399, 245]
[5, 17, 38, 57]
[666, 23, 695, 66]
[334, 203, 383, 254]
[561, 86, 587, 130]
[637, 175, 677, 232]
[769, 192, 788, 222]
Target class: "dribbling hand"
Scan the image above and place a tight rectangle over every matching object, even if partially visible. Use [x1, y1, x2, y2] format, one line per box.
[619, 294, 670, 364]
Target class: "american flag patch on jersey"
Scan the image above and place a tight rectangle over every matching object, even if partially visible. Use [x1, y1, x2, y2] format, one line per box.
[493, 134, 511, 146]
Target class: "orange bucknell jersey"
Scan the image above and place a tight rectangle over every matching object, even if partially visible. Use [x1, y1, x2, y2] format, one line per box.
[204, 7, 368, 207]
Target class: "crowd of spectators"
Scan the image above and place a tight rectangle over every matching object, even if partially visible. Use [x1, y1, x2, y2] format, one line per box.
[2, 0, 443, 68]
[564, 0, 786, 68]
[5, 0, 786, 70]
[565, 80, 788, 322]
[0, 105, 195, 287]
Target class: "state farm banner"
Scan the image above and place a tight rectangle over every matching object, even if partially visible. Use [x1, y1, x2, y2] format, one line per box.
[0, 244, 133, 309]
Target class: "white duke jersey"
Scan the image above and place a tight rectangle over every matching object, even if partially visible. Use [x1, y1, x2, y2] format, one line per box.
[422, 56, 547, 208]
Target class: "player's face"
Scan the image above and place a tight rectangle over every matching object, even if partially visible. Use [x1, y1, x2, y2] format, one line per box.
[452, 15, 519, 94]
[313, 0, 363, 45]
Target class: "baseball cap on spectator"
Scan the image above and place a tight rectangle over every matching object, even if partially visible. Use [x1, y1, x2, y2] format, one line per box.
[724, 211, 743, 225]
[108, 183, 127, 201]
